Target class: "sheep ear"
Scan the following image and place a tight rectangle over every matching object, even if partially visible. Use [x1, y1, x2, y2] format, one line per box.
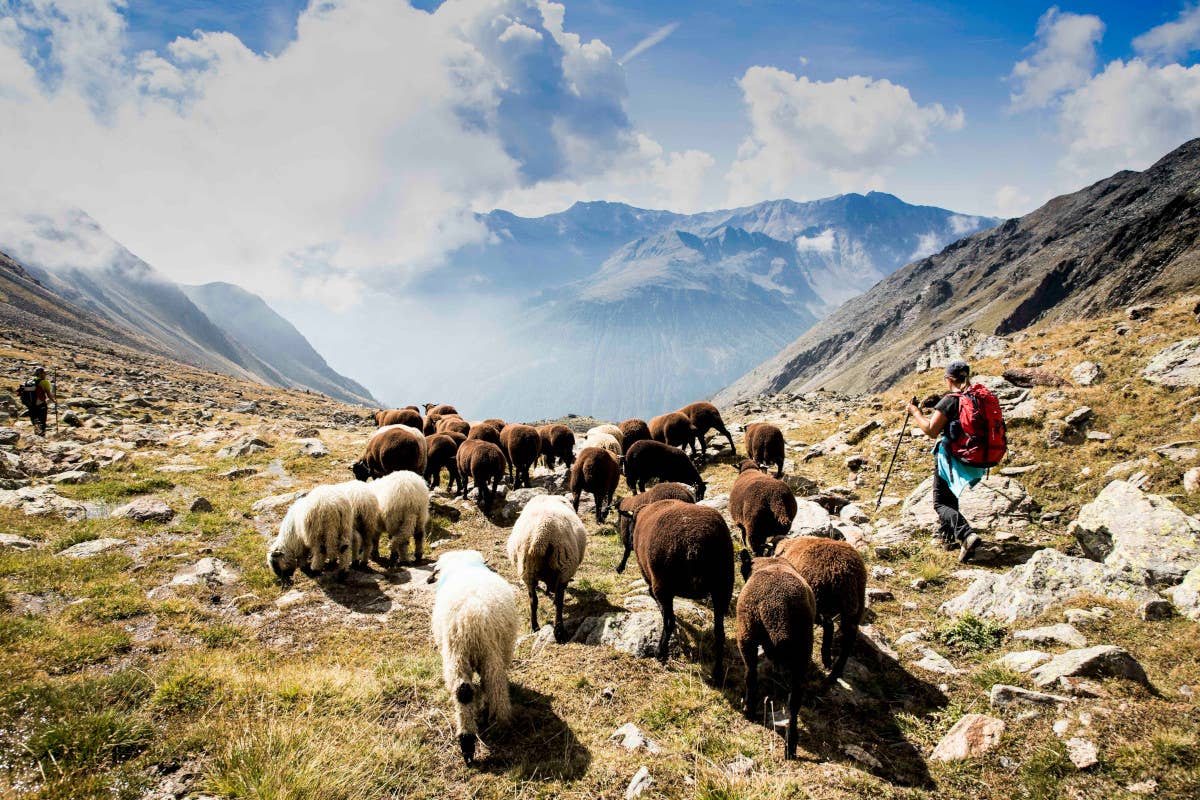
[426, 564, 439, 584]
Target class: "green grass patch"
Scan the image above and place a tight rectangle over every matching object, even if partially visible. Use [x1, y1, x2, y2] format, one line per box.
[61, 476, 175, 502]
[935, 614, 1007, 655]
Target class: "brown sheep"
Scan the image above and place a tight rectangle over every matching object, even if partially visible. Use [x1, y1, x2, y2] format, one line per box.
[455, 439, 505, 512]
[774, 537, 867, 685]
[483, 418, 507, 432]
[500, 424, 541, 489]
[615, 482, 695, 549]
[568, 446, 620, 523]
[424, 433, 461, 490]
[745, 422, 786, 477]
[736, 551, 816, 759]
[616, 499, 733, 682]
[425, 403, 458, 416]
[467, 422, 502, 447]
[730, 460, 798, 556]
[352, 426, 427, 481]
[375, 408, 422, 428]
[619, 418, 651, 453]
[437, 416, 471, 438]
[422, 413, 443, 436]
[623, 439, 706, 499]
[537, 424, 576, 470]
[680, 401, 736, 457]
[649, 411, 699, 456]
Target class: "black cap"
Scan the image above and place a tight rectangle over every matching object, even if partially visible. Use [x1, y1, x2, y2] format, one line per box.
[944, 360, 970, 381]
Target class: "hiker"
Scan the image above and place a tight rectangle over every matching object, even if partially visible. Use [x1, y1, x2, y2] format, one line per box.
[904, 360, 986, 562]
[18, 366, 56, 436]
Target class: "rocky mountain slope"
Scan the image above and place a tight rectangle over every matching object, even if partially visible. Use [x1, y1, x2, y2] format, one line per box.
[716, 138, 1200, 404]
[0, 211, 375, 406]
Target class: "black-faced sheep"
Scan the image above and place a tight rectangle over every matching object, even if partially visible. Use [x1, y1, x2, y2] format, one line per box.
[352, 425, 428, 480]
[569, 446, 620, 523]
[330, 479, 385, 569]
[424, 433, 461, 490]
[499, 423, 541, 489]
[736, 551, 816, 759]
[730, 460, 798, 556]
[467, 422, 502, 447]
[615, 499, 733, 682]
[623, 439, 707, 499]
[774, 536, 867, 685]
[615, 481, 695, 552]
[429, 550, 519, 765]
[506, 495, 587, 642]
[369, 470, 430, 567]
[537, 423, 576, 470]
[619, 418, 651, 453]
[375, 408, 423, 428]
[268, 485, 354, 583]
[680, 401, 736, 457]
[456, 439, 506, 512]
[649, 411, 699, 456]
[745, 422, 786, 477]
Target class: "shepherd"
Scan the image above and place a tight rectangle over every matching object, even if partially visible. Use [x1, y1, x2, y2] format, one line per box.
[905, 360, 1007, 563]
[18, 366, 57, 437]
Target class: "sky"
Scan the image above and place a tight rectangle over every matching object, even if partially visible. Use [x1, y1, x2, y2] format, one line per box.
[1, 0, 1199, 312]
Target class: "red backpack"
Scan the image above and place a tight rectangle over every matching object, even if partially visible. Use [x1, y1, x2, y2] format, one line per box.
[948, 385, 1007, 468]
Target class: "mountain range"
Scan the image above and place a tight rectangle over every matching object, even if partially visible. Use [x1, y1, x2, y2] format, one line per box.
[715, 137, 1200, 404]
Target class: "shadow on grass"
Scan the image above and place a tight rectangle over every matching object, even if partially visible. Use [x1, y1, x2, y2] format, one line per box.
[479, 685, 591, 780]
[316, 570, 395, 614]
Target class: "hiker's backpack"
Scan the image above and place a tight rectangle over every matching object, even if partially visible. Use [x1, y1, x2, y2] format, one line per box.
[948, 384, 1007, 468]
[17, 379, 38, 409]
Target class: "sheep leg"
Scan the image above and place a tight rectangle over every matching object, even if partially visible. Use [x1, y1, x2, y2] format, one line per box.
[572, 490, 582, 513]
[820, 618, 835, 669]
[720, 425, 736, 456]
[775, 460, 783, 479]
[787, 625, 813, 760]
[448, 464, 460, 493]
[553, 583, 567, 644]
[740, 637, 759, 720]
[594, 491, 605, 524]
[656, 596, 675, 665]
[616, 541, 633, 573]
[412, 518, 425, 563]
[482, 662, 512, 725]
[826, 615, 859, 685]
[528, 582, 539, 633]
[711, 604, 726, 685]
[736, 522, 749, 550]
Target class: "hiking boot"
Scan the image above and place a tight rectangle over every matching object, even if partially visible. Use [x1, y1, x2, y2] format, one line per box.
[959, 533, 981, 563]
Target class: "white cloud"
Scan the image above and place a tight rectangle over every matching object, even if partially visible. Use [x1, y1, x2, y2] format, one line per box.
[794, 228, 835, 254]
[992, 186, 1032, 218]
[1133, 3, 1200, 63]
[726, 67, 964, 205]
[0, 0, 710, 304]
[619, 21, 677, 64]
[948, 214, 983, 234]
[909, 231, 944, 261]
[1009, 7, 1104, 111]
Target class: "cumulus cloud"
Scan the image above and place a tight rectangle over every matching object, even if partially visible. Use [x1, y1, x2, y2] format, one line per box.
[1008, 7, 1104, 111]
[0, 0, 709, 304]
[725, 67, 964, 205]
[1133, 3, 1200, 62]
[794, 229, 835, 254]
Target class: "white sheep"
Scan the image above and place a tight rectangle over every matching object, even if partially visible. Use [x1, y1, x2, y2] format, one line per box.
[267, 485, 354, 583]
[267, 497, 312, 585]
[429, 550, 519, 765]
[583, 430, 622, 460]
[330, 479, 385, 568]
[506, 494, 587, 642]
[369, 470, 430, 568]
[587, 424, 624, 449]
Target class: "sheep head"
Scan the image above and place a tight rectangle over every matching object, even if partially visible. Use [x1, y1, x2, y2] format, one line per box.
[350, 461, 369, 481]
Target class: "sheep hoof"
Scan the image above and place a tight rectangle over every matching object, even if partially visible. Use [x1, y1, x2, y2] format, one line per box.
[458, 733, 477, 765]
[553, 624, 567, 644]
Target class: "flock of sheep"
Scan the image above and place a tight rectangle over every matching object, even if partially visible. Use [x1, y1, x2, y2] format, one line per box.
[266, 401, 867, 764]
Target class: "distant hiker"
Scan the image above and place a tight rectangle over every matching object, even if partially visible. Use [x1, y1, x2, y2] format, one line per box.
[905, 360, 1006, 562]
[18, 366, 56, 436]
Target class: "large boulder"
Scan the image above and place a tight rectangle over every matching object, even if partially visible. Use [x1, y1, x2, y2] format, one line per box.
[112, 497, 175, 523]
[1030, 645, 1150, 688]
[930, 714, 1005, 762]
[0, 485, 87, 521]
[1143, 338, 1200, 388]
[571, 597, 711, 658]
[1168, 565, 1200, 620]
[903, 476, 1037, 533]
[788, 500, 835, 537]
[1070, 361, 1104, 386]
[939, 548, 1162, 623]
[1070, 480, 1200, 587]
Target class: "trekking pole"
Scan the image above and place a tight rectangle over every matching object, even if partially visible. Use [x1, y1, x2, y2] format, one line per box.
[52, 370, 58, 434]
[875, 397, 917, 512]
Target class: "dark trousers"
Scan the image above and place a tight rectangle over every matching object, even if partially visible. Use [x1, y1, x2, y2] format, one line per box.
[933, 470, 973, 543]
[29, 404, 48, 434]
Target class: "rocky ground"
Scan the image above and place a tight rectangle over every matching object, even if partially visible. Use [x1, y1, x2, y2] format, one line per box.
[1, 298, 1199, 799]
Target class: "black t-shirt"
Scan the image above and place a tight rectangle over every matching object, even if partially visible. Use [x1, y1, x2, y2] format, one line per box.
[934, 393, 960, 441]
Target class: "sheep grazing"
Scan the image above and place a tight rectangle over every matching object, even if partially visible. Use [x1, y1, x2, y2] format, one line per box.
[330, 480, 385, 568]
[352, 424, 428, 481]
[615, 481, 695, 550]
[569, 446, 620, 523]
[367, 470, 430, 567]
[456, 439, 506, 512]
[623, 439, 707, 499]
[583, 430, 622, 461]
[616, 499, 733, 681]
[774, 536, 867, 685]
[680, 401, 736, 457]
[618, 418, 651, 453]
[649, 411, 699, 456]
[422, 414, 441, 436]
[437, 415, 471, 438]
[482, 418, 507, 432]
[730, 460, 798, 556]
[586, 424, 624, 450]
[537, 424, 576, 470]
[506, 495, 587, 642]
[429, 550, 519, 765]
[267, 484, 355, 583]
[267, 499, 315, 585]
[424, 433, 461, 490]
[425, 403, 458, 417]
[467, 422, 502, 447]
[745, 422, 786, 478]
[499, 423, 541, 489]
[736, 551, 816, 759]
[375, 408, 423, 428]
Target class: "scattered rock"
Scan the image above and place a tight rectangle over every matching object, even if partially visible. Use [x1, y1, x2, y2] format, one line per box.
[1169, 565, 1200, 620]
[725, 754, 754, 778]
[1013, 623, 1087, 648]
[609, 723, 661, 754]
[492, 487, 549, 524]
[1063, 407, 1094, 428]
[1125, 779, 1158, 795]
[1006, 399, 1044, 426]
[275, 589, 308, 609]
[994, 650, 1053, 673]
[58, 537, 125, 558]
[1003, 367, 1068, 388]
[1153, 440, 1200, 462]
[172, 557, 239, 588]
[1030, 646, 1150, 689]
[788, 500, 835, 537]
[1138, 598, 1173, 621]
[220, 467, 258, 480]
[0, 485, 88, 521]
[217, 436, 272, 458]
[47, 470, 98, 485]
[624, 766, 653, 799]
[1065, 737, 1099, 769]
[989, 684, 1073, 708]
[0, 533, 38, 551]
[295, 438, 328, 458]
[903, 476, 1036, 533]
[930, 714, 1006, 762]
[252, 490, 306, 514]
[913, 646, 961, 675]
[844, 419, 880, 446]
[1070, 361, 1104, 386]
[972, 336, 1010, 359]
[112, 497, 175, 523]
[1184, 467, 1200, 494]
[189, 497, 214, 513]
[1143, 338, 1200, 388]
[1127, 303, 1159, 320]
[1064, 607, 1110, 626]
[841, 744, 883, 770]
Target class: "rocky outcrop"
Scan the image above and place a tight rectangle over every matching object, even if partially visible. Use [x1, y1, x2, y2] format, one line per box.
[112, 497, 175, 523]
[1029, 645, 1150, 688]
[1142, 338, 1200, 388]
[0, 485, 87, 521]
[903, 476, 1037, 533]
[1170, 565, 1200, 620]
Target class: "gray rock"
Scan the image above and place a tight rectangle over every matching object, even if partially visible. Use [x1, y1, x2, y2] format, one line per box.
[625, 766, 653, 799]
[295, 438, 328, 458]
[1170, 565, 1200, 620]
[492, 487, 549, 524]
[1070, 361, 1104, 386]
[903, 476, 1037, 533]
[698, 493, 729, 512]
[912, 646, 961, 675]
[58, 537, 125, 558]
[939, 548, 1162, 623]
[171, 557, 240, 588]
[572, 598, 710, 658]
[989, 683, 1073, 708]
[0, 485, 88, 521]
[1154, 440, 1200, 462]
[252, 490, 307, 514]
[61, 410, 82, 427]
[930, 714, 1006, 762]
[0, 533, 38, 550]
[609, 723, 661, 754]
[1013, 623, 1087, 648]
[1066, 737, 1099, 769]
[112, 497, 175, 523]
[1143, 338, 1200, 388]
[1127, 303, 1159, 320]
[1063, 407, 1094, 428]
[1030, 645, 1150, 688]
[1184, 467, 1200, 494]
[220, 467, 258, 480]
[1138, 598, 1173, 620]
[845, 419, 880, 446]
[782, 473, 818, 495]
[217, 436, 272, 458]
[972, 336, 1010, 359]
[788, 500, 834, 537]
[1047, 420, 1086, 446]
[189, 497, 214, 513]
[1064, 607, 1110, 626]
[0, 429, 20, 446]
[47, 470, 99, 485]
[1006, 399, 1044, 426]
[994, 650, 1053, 673]
[1070, 480, 1200, 587]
